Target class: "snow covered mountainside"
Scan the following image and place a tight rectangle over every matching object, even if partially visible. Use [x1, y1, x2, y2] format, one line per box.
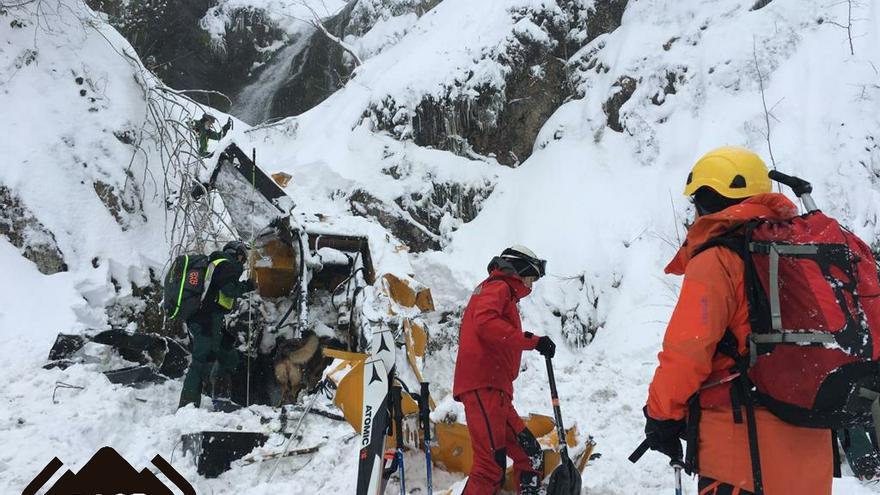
[2, 0, 880, 494]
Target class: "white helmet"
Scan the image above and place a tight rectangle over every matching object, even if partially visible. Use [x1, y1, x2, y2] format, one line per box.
[489, 244, 546, 278]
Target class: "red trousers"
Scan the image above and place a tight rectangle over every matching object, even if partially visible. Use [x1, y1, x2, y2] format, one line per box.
[460, 388, 543, 494]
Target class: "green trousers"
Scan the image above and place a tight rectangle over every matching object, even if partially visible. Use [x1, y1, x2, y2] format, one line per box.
[178, 314, 239, 408]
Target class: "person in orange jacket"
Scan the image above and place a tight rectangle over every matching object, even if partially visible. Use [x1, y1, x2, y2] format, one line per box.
[644, 147, 832, 495]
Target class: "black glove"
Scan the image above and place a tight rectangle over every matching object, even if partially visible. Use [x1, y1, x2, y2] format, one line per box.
[528, 333, 555, 358]
[242, 279, 256, 292]
[643, 407, 685, 462]
[222, 117, 232, 133]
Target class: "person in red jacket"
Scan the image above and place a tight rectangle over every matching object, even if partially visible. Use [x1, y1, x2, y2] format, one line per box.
[453, 245, 556, 495]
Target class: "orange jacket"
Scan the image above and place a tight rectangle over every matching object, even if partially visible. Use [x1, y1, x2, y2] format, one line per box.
[647, 193, 832, 494]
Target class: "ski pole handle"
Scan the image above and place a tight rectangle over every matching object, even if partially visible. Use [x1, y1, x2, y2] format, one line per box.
[628, 440, 650, 463]
[768, 170, 812, 195]
[768, 170, 818, 212]
[419, 382, 431, 440]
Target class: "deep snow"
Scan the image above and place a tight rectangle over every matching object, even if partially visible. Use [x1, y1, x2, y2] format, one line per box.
[2, 0, 880, 494]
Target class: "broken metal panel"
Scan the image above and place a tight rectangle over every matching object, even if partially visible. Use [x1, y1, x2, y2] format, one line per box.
[157, 338, 189, 379]
[403, 319, 430, 390]
[252, 227, 301, 298]
[382, 273, 418, 307]
[103, 365, 167, 387]
[381, 274, 434, 312]
[208, 145, 293, 240]
[181, 431, 269, 478]
[45, 329, 189, 379]
[91, 328, 168, 357]
[415, 288, 435, 312]
[308, 233, 375, 286]
[271, 172, 292, 188]
[48, 334, 87, 361]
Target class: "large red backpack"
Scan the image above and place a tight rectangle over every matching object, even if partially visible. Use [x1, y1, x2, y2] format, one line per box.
[693, 172, 880, 494]
[711, 206, 880, 427]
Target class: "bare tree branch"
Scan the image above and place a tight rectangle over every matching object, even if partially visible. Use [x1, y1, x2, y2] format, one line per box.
[752, 38, 779, 174]
[824, 0, 855, 55]
[298, 0, 362, 66]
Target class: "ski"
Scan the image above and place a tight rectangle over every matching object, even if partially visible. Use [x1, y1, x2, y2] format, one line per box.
[356, 327, 397, 495]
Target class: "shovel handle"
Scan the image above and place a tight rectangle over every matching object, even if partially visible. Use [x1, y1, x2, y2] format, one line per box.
[628, 440, 650, 463]
[545, 356, 569, 457]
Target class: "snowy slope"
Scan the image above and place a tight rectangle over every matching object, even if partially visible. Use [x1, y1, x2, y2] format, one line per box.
[2, 0, 880, 494]
[439, 0, 880, 493]
[236, 0, 880, 493]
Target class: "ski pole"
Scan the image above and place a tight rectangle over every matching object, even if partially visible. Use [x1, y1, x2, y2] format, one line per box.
[419, 382, 433, 495]
[391, 385, 406, 495]
[671, 460, 684, 495]
[267, 380, 324, 482]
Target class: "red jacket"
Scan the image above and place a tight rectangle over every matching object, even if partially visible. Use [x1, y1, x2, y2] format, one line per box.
[453, 270, 539, 399]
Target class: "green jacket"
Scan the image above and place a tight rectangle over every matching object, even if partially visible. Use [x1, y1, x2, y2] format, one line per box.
[190, 251, 253, 323]
[193, 119, 229, 157]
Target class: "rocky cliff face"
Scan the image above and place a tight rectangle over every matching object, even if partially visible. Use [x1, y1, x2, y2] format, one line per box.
[235, 0, 440, 123]
[87, 0, 284, 110]
[364, 0, 628, 166]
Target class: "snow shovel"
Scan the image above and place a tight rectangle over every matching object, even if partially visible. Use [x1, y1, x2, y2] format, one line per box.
[545, 356, 582, 495]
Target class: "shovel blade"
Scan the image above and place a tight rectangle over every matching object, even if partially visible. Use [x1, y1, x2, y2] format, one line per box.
[546, 456, 582, 495]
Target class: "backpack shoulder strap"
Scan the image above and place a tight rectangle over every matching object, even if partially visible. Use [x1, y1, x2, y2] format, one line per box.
[201, 258, 228, 301]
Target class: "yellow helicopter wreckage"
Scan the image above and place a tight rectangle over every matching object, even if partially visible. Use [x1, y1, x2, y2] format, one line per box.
[211, 144, 595, 490]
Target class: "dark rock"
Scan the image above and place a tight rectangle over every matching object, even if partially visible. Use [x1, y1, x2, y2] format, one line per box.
[584, 0, 628, 45]
[367, 1, 629, 166]
[267, 4, 357, 118]
[87, 0, 284, 109]
[750, 0, 773, 11]
[396, 181, 494, 236]
[349, 189, 439, 252]
[602, 75, 637, 132]
[112, 128, 136, 145]
[106, 274, 167, 338]
[92, 174, 144, 230]
[651, 69, 684, 105]
[0, 186, 66, 274]
[261, 0, 440, 119]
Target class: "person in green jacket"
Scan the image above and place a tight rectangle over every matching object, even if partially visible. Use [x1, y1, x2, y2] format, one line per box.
[178, 240, 255, 409]
[191, 113, 231, 157]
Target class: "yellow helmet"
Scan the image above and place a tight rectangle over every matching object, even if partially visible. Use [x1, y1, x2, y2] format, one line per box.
[684, 146, 772, 198]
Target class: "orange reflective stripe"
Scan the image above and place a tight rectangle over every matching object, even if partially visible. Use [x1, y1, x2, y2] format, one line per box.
[700, 481, 721, 495]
